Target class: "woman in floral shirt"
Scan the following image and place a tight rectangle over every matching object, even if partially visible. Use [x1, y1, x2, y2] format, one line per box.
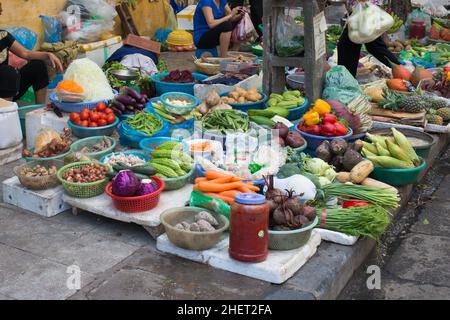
[338, 0, 399, 77]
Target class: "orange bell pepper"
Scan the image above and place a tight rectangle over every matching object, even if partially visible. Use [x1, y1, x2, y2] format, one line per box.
[303, 111, 320, 126]
[312, 99, 331, 116]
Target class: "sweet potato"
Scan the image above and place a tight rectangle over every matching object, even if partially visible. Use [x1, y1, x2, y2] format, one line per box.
[350, 160, 374, 184]
[342, 149, 364, 171]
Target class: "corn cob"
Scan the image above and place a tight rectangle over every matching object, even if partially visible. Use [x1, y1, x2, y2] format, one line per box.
[375, 142, 391, 157]
[363, 141, 378, 154]
[391, 128, 419, 165]
[362, 148, 377, 158]
[386, 140, 413, 164]
[368, 156, 415, 169]
[366, 133, 388, 149]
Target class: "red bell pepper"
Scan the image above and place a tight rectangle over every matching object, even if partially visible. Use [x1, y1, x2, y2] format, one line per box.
[322, 113, 337, 124]
[321, 123, 335, 137]
[305, 124, 320, 136]
[334, 121, 348, 136]
[343, 200, 369, 209]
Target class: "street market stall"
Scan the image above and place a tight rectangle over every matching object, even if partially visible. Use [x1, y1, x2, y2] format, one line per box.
[0, 0, 449, 288]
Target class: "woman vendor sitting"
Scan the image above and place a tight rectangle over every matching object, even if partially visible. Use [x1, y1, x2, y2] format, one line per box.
[193, 0, 244, 57]
[0, 30, 63, 104]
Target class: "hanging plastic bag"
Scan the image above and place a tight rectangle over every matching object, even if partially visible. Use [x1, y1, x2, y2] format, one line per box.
[405, 8, 432, 33]
[59, 0, 117, 43]
[39, 16, 62, 43]
[347, 2, 394, 44]
[416, 0, 450, 18]
[275, 13, 304, 57]
[3, 27, 37, 50]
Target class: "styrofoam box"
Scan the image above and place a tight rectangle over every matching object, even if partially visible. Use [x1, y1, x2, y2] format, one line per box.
[177, 5, 196, 30]
[2, 176, 70, 217]
[78, 41, 123, 67]
[25, 108, 70, 150]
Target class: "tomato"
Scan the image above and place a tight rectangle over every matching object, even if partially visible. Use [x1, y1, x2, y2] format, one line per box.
[98, 112, 106, 120]
[104, 107, 114, 114]
[74, 119, 82, 126]
[80, 120, 89, 127]
[343, 200, 369, 209]
[70, 112, 80, 122]
[98, 119, 108, 127]
[89, 122, 98, 127]
[80, 110, 90, 121]
[106, 114, 116, 124]
[96, 102, 107, 112]
[90, 112, 100, 122]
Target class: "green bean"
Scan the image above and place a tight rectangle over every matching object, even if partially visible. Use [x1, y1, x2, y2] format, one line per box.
[126, 112, 163, 136]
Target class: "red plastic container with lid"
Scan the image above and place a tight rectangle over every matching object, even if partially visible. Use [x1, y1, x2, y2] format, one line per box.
[229, 193, 269, 263]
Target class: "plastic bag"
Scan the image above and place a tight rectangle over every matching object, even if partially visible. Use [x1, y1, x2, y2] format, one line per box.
[275, 13, 304, 57]
[406, 9, 432, 33]
[39, 15, 62, 43]
[415, 0, 450, 18]
[189, 190, 230, 220]
[59, 0, 117, 43]
[3, 27, 37, 50]
[322, 66, 364, 105]
[232, 12, 258, 43]
[348, 2, 394, 44]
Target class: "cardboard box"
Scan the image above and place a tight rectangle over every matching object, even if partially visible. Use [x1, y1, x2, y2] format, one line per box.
[177, 5, 197, 30]
[123, 34, 161, 55]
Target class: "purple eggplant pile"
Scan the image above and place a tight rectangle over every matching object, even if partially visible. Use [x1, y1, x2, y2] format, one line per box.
[109, 87, 151, 116]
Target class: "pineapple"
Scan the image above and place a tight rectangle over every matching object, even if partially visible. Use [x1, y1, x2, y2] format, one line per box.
[436, 107, 450, 121]
[426, 114, 444, 125]
[399, 95, 426, 113]
[377, 89, 404, 111]
[429, 99, 448, 110]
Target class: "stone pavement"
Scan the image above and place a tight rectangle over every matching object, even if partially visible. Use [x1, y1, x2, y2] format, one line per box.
[340, 146, 450, 300]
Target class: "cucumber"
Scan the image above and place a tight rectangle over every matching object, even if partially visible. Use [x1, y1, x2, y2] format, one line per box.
[250, 116, 276, 128]
[131, 165, 157, 176]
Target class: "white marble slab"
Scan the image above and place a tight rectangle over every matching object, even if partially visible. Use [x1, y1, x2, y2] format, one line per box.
[63, 184, 193, 228]
[156, 230, 321, 284]
[315, 228, 359, 246]
[0, 143, 23, 166]
[2, 176, 69, 217]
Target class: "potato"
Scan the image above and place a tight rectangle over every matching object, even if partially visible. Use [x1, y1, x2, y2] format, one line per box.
[336, 172, 351, 183]
[350, 160, 374, 184]
[237, 96, 246, 104]
[229, 91, 240, 100]
[235, 87, 246, 96]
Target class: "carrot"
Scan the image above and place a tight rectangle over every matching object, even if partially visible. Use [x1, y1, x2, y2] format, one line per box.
[205, 193, 234, 204]
[238, 186, 254, 193]
[219, 190, 241, 198]
[198, 181, 245, 193]
[193, 184, 199, 191]
[208, 176, 233, 184]
[245, 183, 260, 191]
[231, 177, 245, 182]
[205, 171, 232, 180]
[194, 177, 208, 184]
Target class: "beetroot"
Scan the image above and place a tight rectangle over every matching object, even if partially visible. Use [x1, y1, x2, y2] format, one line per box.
[162, 70, 195, 83]
[327, 99, 361, 131]
[273, 122, 289, 139]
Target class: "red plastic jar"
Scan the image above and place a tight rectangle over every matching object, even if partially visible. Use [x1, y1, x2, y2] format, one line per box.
[409, 19, 426, 40]
[229, 193, 269, 263]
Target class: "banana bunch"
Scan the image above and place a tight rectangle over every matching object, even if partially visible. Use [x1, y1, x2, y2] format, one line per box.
[362, 129, 421, 169]
[388, 13, 404, 34]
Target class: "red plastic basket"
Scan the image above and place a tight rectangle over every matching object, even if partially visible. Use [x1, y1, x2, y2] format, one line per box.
[105, 177, 165, 214]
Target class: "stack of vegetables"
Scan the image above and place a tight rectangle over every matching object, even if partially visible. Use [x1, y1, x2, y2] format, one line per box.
[248, 90, 305, 126]
[110, 87, 151, 116]
[126, 112, 163, 137]
[148, 142, 194, 179]
[161, 70, 195, 83]
[69, 103, 117, 128]
[221, 87, 264, 105]
[104, 153, 156, 181]
[194, 90, 232, 119]
[273, 123, 306, 148]
[297, 99, 349, 137]
[110, 170, 159, 197]
[362, 129, 422, 169]
[202, 109, 250, 134]
[193, 171, 260, 204]
[316, 139, 365, 172]
[56, 80, 85, 102]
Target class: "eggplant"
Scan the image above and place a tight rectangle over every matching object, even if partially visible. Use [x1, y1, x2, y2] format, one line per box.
[110, 106, 123, 115]
[124, 87, 142, 101]
[116, 94, 136, 106]
[126, 105, 135, 111]
[135, 103, 145, 110]
[111, 100, 126, 112]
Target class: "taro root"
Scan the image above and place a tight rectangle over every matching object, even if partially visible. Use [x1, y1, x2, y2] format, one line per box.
[316, 141, 332, 162]
[195, 211, 219, 227]
[189, 223, 201, 232]
[197, 219, 216, 232]
[303, 206, 317, 221]
[342, 148, 364, 172]
[330, 138, 348, 155]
